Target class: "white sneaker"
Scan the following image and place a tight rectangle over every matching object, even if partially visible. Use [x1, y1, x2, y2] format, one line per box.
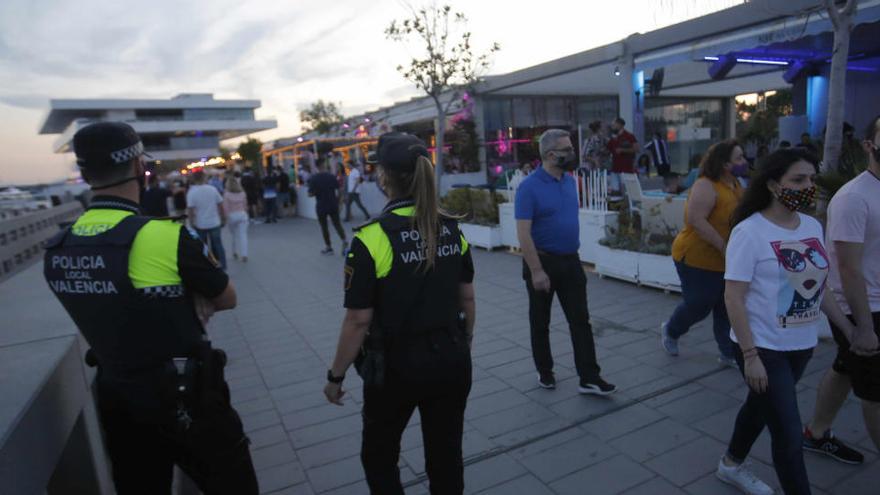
[715, 457, 774, 495]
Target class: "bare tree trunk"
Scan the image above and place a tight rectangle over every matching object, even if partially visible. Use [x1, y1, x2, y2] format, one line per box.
[434, 101, 446, 197]
[822, 0, 858, 173]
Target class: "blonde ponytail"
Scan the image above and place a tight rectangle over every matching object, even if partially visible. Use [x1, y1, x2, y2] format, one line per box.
[407, 155, 440, 271]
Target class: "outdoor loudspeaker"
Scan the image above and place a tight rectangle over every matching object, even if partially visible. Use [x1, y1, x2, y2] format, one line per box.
[708, 56, 737, 80]
[647, 68, 664, 97]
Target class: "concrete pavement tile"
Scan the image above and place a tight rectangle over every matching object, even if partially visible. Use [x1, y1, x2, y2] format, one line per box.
[656, 388, 741, 424]
[549, 454, 655, 495]
[609, 418, 702, 462]
[248, 424, 288, 450]
[462, 454, 527, 494]
[580, 402, 665, 441]
[305, 455, 364, 493]
[252, 441, 298, 471]
[296, 433, 362, 469]
[644, 436, 727, 486]
[518, 433, 617, 482]
[257, 461, 307, 494]
[474, 474, 555, 495]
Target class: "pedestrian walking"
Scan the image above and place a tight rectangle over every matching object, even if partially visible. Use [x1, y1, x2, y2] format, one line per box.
[43, 122, 258, 494]
[223, 175, 249, 263]
[716, 148, 857, 495]
[344, 160, 371, 222]
[261, 167, 279, 224]
[803, 115, 880, 464]
[323, 132, 475, 495]
[661, 140, 746, 367]
[515, 129, 616, 395]
[187, 170, 227, 270]
[308, 151, 347, 255]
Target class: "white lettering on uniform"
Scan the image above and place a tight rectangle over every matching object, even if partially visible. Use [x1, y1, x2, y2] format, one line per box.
[51, 255, 106, 270]
[49, 279, 118, 295]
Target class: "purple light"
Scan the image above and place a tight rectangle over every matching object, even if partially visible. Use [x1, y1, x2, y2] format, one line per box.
[343, 123, 350, 129]
[297, 137, 304, 142]
[364, 118, 371, 123]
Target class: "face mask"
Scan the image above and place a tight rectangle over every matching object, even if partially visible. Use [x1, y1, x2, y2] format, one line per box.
[776, 185, 816, 212]
[870, 142, 880, 164]
[554, 151, 577, 171]
[730, 162, 749, 177]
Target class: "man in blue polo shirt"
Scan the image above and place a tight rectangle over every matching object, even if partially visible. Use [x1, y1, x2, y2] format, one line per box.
[516, 129, 616, 395]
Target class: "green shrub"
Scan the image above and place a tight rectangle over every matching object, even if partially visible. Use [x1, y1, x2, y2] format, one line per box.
[440, 188, 507, 225]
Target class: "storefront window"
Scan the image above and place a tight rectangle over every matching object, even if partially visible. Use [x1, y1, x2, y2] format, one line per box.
[644, 97, 725, 173]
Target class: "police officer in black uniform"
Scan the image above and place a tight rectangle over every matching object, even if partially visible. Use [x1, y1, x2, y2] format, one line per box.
[43, 122, 258, 495]
[323, 132, 477, 494]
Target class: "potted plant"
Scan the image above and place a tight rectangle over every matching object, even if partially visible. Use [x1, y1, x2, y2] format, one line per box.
[596, 204, 681, 292]
[440, 188, 506, 249]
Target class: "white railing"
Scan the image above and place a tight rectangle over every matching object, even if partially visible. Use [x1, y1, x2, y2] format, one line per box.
[505, 170, 525, 203]
[580, 169, 609, 212]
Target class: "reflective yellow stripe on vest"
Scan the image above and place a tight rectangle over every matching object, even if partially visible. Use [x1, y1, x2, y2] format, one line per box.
[71, 209, 182, 288]
[354, 206, 469, 279]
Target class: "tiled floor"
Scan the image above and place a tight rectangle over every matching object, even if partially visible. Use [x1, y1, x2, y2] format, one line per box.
[200, 216, 879, 494]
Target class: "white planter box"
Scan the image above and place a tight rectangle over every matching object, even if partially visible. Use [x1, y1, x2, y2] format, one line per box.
[637, 253, 681, 293]
[595, 244, 639, 283]
[578, 210, 618, 264]
[498, 203, 518, 248]
[460, 223, 502, 250]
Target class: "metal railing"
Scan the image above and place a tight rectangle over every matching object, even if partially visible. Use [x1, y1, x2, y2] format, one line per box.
[0, 202, 82, 283]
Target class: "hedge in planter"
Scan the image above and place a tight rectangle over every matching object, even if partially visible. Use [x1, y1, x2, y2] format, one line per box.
[440, 188, 507, 226]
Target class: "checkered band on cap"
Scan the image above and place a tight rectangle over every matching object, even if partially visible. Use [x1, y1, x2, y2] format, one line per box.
[137, 285, 185, 298]
[110, 141, 145, 164]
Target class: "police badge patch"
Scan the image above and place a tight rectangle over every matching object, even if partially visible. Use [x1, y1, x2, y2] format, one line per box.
[344, 265, 354, 291]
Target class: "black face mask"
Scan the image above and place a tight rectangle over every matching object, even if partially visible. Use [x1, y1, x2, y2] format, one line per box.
[555, 151, 577, 171]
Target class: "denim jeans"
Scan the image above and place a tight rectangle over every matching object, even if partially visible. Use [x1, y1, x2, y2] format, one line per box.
[727, 347, 814, 495]
[666, 261, 735, 358]
[196, 227, 227, 270]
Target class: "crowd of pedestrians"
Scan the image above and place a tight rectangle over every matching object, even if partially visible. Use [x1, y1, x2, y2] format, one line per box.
[49, 116, 880, 495]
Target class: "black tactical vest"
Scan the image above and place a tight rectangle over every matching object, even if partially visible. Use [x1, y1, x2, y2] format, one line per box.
[43, 215, 205, 376]
[370, 207, 465, 338]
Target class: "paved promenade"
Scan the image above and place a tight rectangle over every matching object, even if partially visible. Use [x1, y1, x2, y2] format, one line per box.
[207, 216, 878, 495]
[4, 215, 878, 494]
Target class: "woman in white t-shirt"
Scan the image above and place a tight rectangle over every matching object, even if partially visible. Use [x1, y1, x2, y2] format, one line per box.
[715, 149, 857, 495]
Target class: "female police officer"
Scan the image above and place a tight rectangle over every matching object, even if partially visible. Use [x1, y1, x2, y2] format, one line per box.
[323, 132, 476, 494]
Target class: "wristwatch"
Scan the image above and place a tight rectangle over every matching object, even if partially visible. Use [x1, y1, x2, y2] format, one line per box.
[327, 369, 344, 384]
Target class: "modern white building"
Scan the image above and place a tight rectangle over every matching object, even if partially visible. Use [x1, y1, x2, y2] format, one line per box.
[40, 93, 277, 169]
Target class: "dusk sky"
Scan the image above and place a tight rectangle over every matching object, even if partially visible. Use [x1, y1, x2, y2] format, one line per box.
[0, 0, 744, 185]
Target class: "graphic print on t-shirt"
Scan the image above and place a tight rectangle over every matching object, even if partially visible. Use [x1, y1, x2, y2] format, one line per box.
[770, 237, 829, 327]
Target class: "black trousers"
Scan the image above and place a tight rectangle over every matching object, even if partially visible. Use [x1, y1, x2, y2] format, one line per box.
[318, 210, 346, 247]
[96, 381, 258, 495]
[345, 192, 370, 221]
[523, 253, 601, 381]
[361, 333, 472, 495]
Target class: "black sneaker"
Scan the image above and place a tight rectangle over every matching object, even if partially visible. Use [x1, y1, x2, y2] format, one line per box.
[803, 428, 864, 464]
[320, 247, 334, 255]
[537, 372, 556, 389]
[578, 377, 617, 396]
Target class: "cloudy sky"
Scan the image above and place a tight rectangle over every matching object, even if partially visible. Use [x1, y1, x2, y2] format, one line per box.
[0, 0, 744, 185]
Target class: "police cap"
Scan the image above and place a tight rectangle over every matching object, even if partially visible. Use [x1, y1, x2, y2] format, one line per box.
[366, 132, 430, 173]
[73, 122, 151, 169]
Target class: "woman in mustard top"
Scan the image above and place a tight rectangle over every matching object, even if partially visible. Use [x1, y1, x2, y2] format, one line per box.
[661, 140, 745, 366]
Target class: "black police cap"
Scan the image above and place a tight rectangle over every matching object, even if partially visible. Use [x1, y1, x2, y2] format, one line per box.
[366, 132, 430, 173]
[73, 122, 150, 169]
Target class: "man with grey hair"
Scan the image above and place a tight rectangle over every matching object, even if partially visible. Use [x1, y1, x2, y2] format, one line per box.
[515, 129, 616, 395]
